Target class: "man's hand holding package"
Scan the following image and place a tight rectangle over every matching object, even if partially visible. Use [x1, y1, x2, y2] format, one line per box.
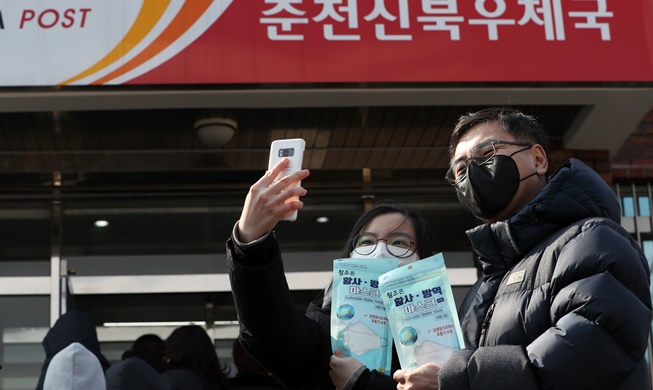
[329, 350, 364, 390]
[394, 362, 442, 390]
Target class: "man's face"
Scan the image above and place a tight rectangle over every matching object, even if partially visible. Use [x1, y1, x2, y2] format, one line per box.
[452, 120, 547, 223]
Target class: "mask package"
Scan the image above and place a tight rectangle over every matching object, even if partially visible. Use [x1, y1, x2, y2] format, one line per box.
[379, 253, 464, 369]
[330, 257, 399, 375]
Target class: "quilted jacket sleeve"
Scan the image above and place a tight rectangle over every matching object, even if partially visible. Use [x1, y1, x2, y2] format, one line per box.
[440, 220, 651, 390]
[227, 234, 330, 389]
[526, 221, 651, 389]
[439, 346, 539, 390]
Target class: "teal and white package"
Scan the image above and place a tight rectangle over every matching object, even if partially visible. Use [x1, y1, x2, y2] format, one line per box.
[379, 253, 464, 369]
[330, 257, 399, 375]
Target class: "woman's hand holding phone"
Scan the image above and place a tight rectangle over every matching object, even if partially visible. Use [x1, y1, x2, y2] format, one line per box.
[237, 158, 310, 243]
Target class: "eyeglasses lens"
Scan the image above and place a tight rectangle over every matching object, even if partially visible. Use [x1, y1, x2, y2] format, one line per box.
[352, 233, 414, 258]
[353, 233, 377, 255]
[445, 140, 512, 185]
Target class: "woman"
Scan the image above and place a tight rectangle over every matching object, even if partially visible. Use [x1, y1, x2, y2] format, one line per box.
[161, 325, 230, 390]
[227, 158, 436, 390]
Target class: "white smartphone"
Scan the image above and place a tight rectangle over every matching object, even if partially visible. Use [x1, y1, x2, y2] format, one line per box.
[268, 138, 306, 221]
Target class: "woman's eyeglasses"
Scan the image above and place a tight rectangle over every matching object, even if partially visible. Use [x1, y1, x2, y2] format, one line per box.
[351, 232, 416, 258]
[445, 139, 533, 186]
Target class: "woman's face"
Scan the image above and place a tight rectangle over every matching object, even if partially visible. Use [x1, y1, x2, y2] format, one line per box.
[356, 212, 419, 261]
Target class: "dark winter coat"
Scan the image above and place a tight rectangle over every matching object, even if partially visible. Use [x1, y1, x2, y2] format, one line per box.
[228, 372, 285, 390]
[439, 158, 652, 389]
[227, 235, 400, 390]
[106, 357, 168, 390]
[160, 368, 208, 390]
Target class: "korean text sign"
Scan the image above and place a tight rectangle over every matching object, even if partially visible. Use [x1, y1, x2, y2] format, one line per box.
[2, 0, 652, 86]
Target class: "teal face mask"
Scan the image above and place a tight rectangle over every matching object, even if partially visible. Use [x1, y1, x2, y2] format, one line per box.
[330, 257, 398, 375]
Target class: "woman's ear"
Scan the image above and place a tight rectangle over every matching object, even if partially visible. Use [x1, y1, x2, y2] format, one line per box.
[531, 144, 548, 175]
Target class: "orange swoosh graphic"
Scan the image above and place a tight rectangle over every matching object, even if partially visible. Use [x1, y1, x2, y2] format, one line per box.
[60, 0, 170, 85]
[92, 0, 213, 85]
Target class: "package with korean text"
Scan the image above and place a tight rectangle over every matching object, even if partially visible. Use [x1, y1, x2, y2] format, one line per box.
[379, 253, 464, 369]
[330, 257, 398, 375]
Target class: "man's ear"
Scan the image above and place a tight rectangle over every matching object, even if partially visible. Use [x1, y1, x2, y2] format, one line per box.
[531, 144, 548, 175]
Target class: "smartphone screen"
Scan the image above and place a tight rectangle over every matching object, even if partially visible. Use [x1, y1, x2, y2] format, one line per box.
[268, 138, 306, 221]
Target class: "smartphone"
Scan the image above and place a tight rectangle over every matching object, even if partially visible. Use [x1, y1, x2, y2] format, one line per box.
[268, 138, 306, 221]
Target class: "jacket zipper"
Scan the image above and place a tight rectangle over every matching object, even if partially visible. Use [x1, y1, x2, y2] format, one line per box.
[479, 302, 496, 346]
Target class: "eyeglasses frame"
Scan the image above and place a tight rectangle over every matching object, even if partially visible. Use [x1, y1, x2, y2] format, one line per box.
[445, 139, 533, 186]
[351, 232, 416, 258]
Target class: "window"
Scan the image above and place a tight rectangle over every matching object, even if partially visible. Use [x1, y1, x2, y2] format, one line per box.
[639, 196, 652, 217]
[623, 196, 635, 217]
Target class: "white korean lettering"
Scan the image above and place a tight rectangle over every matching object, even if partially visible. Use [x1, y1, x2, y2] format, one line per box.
[314, 0, 360, 41]
[261, 0, 309, 41]
[424, 298, 437, 309]
[468, 0, 516, 41]
[568, 0, 613, 41]
[364, 0, 412, 41]
[422, 0, 459, 13]
[417, 0, 465, 40]
[517, 0, 565, 40]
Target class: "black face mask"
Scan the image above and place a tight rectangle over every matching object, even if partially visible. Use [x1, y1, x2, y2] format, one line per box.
[455, 149, 536, 220]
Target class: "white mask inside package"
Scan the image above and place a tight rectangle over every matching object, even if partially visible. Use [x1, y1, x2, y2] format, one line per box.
[379, 253, 465, 369]
[330, 257, 398, 375]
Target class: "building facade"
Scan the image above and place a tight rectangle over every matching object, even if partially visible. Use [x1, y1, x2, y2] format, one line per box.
[0, 1, 652, 388]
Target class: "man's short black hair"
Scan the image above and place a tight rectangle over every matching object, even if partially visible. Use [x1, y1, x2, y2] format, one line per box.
[448, 107, 549, 160]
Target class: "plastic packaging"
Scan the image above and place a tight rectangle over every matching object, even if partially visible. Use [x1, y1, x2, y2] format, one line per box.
[330, 257, 399, 375]
[379, 253, 464, 369]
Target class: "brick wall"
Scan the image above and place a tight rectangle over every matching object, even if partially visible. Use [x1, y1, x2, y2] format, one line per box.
[548, 147, 613, 185]
[544, 108, 653, 185]
[610, 109, 653, 182]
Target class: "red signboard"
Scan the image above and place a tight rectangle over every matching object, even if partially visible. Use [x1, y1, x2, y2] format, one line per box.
[130, 0, 653, 84]
[3, 0, 653, 86]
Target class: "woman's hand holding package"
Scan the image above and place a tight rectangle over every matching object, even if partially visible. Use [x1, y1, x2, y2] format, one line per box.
[237, 158, 309, 242]
[394, 362, 442, 390]
[329, 350, 364, 390]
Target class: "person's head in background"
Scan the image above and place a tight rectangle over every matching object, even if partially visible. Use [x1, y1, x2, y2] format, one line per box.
[43, 342, 106, 390]
[165, 325, 228, 388]
[341, 201, 436, 264]
[447, 107, 549, 224]
[128, 333, 165, 372]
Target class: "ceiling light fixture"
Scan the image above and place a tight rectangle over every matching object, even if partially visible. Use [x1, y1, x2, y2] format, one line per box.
[195, 117, 237, 148]
[94, 220, 109, 228]
[315, 216, 331, 223]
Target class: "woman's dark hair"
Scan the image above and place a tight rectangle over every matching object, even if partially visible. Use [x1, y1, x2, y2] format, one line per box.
[165, 325, 229, 389]
[340, 201, 436, 260]
[448, 107, 548, 160]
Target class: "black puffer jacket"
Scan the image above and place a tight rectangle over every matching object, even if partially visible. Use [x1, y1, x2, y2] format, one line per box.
[439, 159, 652, 389]
[227, 234, 401, 390]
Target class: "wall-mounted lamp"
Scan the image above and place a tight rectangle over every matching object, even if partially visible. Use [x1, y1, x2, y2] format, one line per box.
[195, 117, 237, 148]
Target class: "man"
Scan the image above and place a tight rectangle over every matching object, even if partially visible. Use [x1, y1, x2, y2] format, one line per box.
[394, 108, 652, 389]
